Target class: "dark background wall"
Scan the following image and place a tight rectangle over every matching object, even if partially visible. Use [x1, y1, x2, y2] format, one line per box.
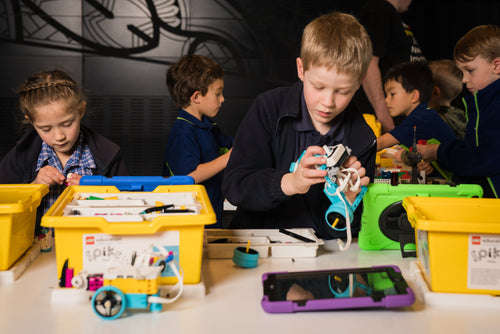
[1, 0, 499, 175]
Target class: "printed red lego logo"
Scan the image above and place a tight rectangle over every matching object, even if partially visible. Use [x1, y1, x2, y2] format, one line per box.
[86, 236, 95, 245]
[471, 236, 481, 245]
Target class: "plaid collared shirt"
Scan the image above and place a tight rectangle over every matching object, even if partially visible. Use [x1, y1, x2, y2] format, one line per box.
[36, 134, 96, 213]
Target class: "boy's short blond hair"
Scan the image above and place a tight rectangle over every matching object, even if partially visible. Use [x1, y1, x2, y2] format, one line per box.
[454, 25, 500, 63]
[429, 59, 464, 102]
[300, 12, 372, 81]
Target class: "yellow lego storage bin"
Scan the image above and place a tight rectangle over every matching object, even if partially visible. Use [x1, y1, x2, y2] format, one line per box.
[41, 184, 216, 285]
[403, 196, 500, 295]
[0, 184, 49, 270]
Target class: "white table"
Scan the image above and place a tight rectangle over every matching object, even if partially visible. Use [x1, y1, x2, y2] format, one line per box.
[1, 241, 499, 334]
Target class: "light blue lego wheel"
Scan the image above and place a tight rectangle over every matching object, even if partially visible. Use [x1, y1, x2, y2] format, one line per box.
[92, 285, 127, 320]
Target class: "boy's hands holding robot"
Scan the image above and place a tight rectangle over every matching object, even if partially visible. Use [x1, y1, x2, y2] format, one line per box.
[282, 146, 328, 196]
[285, 144, 368, 201]
[287, 144, 368, 250]
[32, 165, 66, 186]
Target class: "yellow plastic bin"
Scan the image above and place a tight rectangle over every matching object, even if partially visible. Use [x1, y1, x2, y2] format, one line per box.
[42, 184, 216, 284]
[403, 196, 500, 295]
[0, 184, 49, 270]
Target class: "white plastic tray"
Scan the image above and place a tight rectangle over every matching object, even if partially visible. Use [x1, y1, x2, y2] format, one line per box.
[408, 261, 500, 308]
[0, 243, 41, 284]
[204, 228, 324, 259]
[61, 192, 202, 221]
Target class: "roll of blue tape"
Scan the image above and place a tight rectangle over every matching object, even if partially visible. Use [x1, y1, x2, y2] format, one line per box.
[232, 246, 259, 268]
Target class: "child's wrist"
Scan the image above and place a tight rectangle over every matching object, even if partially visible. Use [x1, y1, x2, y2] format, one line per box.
[281, 172, 307, 196]
[281, 173, 296, 196]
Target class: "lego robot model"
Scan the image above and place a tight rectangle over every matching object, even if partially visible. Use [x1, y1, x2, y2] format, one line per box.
[290, 144, 367, 250]
[73, 244, 184, 320]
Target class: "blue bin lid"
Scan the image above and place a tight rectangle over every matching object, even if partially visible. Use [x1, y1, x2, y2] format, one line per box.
[79, 176, 194, 192]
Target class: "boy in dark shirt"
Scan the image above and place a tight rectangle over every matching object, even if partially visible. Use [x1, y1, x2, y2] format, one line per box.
[163, 55, 233, 227]
[418, 25, 500, 198]
[223, 12, 375, 241]
[377, 62, 456, 151]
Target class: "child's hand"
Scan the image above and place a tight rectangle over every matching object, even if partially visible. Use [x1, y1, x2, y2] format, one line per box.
[341, 156, 369, 204]
[32, 166, 65, 186]
[417, 161, 434, 175]
[281, 146, 327, 196]
[65, 173, 82, 186]
[417, 143, 439, 161]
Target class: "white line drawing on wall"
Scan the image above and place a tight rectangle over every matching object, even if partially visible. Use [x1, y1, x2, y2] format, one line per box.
[0, 0, 261, 73]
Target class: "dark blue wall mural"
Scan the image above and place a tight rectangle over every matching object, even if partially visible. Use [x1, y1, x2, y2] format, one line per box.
[2, 0, 256, 71]
[0, 0, 498, 175]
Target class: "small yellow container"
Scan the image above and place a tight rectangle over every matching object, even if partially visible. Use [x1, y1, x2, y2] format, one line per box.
[0, 184, 49, 270]
[403, 196, 500, 295]
[42, 185, 215, 284]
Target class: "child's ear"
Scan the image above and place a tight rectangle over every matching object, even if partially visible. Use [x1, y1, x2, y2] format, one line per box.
[359, 73, 367, 87]
[492, 57, 500, 75]
[432, 86, 440, 98]
[410, 89, 421, 104]
[190, 91, 201, 104]
[79, 101, 87, 118]
[296, 57, 304, 81]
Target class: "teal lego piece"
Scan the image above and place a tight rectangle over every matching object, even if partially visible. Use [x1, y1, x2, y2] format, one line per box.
[359, 183, 483, 252]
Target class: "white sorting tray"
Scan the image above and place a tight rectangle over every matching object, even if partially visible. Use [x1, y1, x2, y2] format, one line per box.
[204, 228, 324, 259]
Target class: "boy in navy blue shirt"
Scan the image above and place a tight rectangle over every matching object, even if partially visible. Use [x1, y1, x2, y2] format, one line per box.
[377, 62, 456, 152]
[222, 12, 374, 240]
[418, 25, 500, 198]
[163, 55, 233, 227]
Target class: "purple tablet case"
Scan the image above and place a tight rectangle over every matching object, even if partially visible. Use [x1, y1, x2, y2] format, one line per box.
[261, 265, 415, 313]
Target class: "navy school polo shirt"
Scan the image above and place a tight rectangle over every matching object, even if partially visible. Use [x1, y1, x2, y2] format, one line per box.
[389, 103, 456, 148]
[163, 110, 233, 227]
